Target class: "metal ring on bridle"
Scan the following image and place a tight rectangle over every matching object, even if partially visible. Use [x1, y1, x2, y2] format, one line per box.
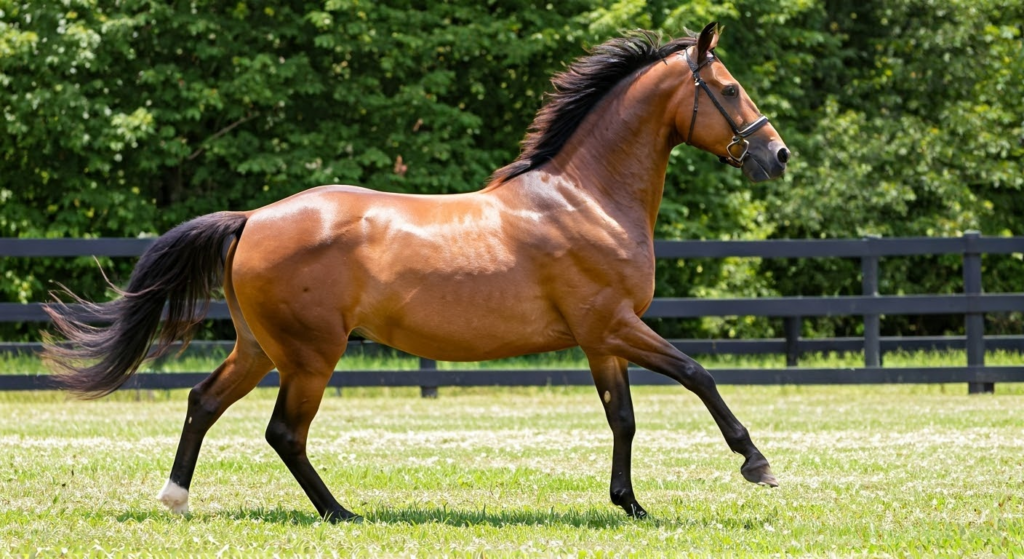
[682, 48, 770, 167]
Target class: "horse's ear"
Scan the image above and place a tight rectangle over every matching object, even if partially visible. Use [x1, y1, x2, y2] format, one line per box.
[696, 22, 719, 61]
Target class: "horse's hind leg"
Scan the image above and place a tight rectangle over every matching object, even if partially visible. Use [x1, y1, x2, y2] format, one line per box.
[158, 339, 274, 513]
[585, 352, 647, 519]
[264, 350, 359, 523]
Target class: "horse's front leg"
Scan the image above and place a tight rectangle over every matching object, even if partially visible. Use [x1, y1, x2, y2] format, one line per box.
[600, 312, 777, 487]
[584, 353, 648, 518]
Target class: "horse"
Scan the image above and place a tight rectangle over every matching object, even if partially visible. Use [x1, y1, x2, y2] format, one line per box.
[44, 23, 789, 522]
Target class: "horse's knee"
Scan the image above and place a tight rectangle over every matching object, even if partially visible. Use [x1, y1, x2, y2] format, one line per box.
[610, 486, 635, 506]
[680, 360, 717, 393]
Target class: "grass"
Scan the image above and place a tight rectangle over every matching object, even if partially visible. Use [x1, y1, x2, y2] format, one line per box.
[2, 383, 1023, 556]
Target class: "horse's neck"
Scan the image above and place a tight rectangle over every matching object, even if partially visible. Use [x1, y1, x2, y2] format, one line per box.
[548, 94, 674, 235]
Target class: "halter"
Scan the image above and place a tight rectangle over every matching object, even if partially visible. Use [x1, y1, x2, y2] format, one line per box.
[682, 48, 770, 167]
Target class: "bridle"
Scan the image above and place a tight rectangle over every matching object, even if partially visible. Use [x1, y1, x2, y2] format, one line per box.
[682, 48, 769, 167]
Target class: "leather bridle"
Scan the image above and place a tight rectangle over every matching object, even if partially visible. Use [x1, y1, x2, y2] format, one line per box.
[682, 48, 770, 167]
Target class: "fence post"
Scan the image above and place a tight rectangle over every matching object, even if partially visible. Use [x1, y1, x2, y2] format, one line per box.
[862, 235, 881, 368]
[419, 358, 439, 398]
[963, 231, 991, 394]
[784, 316, 800, 367]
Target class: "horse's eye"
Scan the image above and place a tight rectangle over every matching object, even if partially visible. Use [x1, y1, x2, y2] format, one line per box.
[723, 85, 738, 97]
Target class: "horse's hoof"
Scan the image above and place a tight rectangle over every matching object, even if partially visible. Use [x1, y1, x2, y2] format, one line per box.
[612, 489, 648, 519]
[325, 510, 363, 524]
[754, 470, 779, 487]
[629, 504, 649, 519]
[741, 456, 778, 487]
[616, 502, 649, 519]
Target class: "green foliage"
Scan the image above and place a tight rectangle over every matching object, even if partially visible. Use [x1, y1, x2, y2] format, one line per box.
[2, 0, 1021, 340]
[757, 0, 1024, 337]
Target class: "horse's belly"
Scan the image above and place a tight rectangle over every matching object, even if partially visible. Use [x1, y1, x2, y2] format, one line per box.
[351, 278, 576, 362]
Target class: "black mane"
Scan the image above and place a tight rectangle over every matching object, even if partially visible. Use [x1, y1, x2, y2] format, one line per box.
[491, 30, 695, 184]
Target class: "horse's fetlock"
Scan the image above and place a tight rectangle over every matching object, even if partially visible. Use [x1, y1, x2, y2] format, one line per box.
[610, 487, 634, 506]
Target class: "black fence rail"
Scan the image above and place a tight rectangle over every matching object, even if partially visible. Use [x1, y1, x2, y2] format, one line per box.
[2, 233, 1023, 394]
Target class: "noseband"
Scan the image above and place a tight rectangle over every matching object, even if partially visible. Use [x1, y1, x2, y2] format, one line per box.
[682, 49, 769, 167]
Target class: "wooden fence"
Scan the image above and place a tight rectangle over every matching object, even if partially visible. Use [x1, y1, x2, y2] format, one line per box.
[2, 232, 1023, 394]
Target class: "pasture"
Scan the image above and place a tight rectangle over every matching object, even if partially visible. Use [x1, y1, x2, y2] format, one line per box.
[2, 381, 1022, 555]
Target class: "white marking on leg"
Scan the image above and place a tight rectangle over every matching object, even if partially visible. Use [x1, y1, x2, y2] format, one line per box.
[603, 390, 611, 404]
[157, 480, 190, 514]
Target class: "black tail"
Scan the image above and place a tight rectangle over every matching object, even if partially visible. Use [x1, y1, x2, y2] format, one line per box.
[43, 212, 248, 398]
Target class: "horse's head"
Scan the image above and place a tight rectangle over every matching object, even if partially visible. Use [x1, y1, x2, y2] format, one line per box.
[670, 23, 789, 182]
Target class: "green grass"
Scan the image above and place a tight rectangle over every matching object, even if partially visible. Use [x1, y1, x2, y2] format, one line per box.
[2, 384, 1023, 555]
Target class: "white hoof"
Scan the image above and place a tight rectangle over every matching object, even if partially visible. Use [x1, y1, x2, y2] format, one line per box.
[157, 480, 190, 514]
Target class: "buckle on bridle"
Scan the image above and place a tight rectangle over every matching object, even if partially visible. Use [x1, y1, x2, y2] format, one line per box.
[726, 136, 749, 163]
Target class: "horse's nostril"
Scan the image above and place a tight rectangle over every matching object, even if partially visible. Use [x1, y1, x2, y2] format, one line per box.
[777, 147, 790, 164]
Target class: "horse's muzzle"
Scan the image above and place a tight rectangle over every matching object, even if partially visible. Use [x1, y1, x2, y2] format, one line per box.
[741, 139, 789, 183]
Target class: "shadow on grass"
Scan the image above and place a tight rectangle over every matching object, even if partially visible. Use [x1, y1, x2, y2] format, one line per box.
[109, 506, 639, 528]
[111, 504, 778, 530]
[363, 505, 638, 528]
[110, 508, 324, 525]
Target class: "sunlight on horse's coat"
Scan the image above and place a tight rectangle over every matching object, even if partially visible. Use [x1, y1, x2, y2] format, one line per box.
[363, 201, 517, 276]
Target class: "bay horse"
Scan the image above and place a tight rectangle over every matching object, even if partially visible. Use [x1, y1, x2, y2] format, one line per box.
[45, 23, 789, 522]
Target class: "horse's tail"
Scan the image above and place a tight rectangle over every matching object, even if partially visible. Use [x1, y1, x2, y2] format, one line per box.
[43, 211, 248, 398]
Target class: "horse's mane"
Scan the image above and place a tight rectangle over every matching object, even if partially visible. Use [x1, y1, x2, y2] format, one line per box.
[490, 30, 696, 184]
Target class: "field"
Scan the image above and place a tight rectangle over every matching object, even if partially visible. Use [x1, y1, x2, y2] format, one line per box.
[2, 376, 1023, 556]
